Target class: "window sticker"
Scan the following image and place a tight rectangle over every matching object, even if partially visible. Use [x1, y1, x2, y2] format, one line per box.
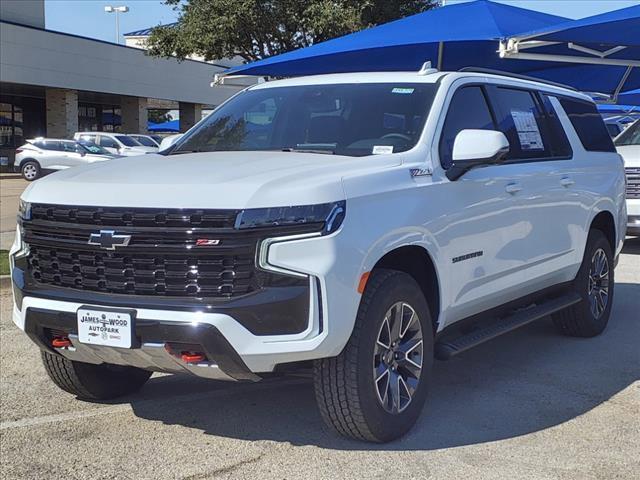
[511, 109, 544, 150]
[372, 145, 394, 155]
[392, 88, 414, 95]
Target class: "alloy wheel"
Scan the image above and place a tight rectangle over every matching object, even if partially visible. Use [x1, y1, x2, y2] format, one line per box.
[587, 247, 610, 319]
[373, 301, 424, 414]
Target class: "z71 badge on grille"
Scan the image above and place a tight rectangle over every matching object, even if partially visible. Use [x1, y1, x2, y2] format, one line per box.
[195, 239, 221, 246]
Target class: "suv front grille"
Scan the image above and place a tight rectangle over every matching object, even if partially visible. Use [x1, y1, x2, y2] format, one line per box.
[22, 204, 310, 299]
[626, 167, 640, 199]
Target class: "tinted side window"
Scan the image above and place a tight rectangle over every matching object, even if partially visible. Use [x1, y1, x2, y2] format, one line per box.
[99, 136, 118, 149]
[43, 141, 62, 151]
[439, 86, 495, 169]
[540, 95, 572, 158]
[558, 98, 615, 152]
[490, 87, 552, 160]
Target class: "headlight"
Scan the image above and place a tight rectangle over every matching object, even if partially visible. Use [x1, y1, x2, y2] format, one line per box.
[235, 201, 345, 235]
[18, 199, 31, 220]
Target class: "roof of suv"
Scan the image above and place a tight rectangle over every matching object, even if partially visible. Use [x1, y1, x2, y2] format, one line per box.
[250, 70, 591, 102]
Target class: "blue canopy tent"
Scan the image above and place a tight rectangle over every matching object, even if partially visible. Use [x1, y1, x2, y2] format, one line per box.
[148, 119, 180, 132]
[221, 0, 639, 99]
[618, 89, 640, 106]
[223, 1, 567, 78]
[501, 4, 640, 99]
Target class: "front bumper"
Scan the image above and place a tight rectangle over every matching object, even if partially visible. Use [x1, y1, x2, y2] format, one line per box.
[25, 307, 259, 381]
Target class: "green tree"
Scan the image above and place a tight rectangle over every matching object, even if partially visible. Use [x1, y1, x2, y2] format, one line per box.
[148, 110, 173, 124]
[146, 0, 436, 63]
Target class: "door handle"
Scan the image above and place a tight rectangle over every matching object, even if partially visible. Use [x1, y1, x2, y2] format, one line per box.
[560, 177, 575, 187]
[505, 182, 523, 194]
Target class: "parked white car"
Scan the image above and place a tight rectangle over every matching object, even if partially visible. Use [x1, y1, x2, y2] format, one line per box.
[14, 138, 117, 181]
[11, 70, 626, 442]
[158, 133, 183, 152]
[614, 119, 640, 235]
[73, 132, 158, 156]
[128, 134, 161, 148]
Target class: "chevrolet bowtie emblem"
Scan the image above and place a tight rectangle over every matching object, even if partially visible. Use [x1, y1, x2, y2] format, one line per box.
[88, 230, 131, 250]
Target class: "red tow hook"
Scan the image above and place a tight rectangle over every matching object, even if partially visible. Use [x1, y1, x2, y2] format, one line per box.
[52, 337, 71, 348]
[181, 352, 206, 363]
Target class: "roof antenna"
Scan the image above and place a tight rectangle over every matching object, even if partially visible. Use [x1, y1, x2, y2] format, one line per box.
[418, 60, 438, 75]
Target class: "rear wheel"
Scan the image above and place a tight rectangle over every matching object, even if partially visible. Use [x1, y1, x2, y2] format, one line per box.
[553, 229, 614, 337]
[41, 351, 152, 400]
[21, 160, 40, 181]
[313, 269, 434, 442]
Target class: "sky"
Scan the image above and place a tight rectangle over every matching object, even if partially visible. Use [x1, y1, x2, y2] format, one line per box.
[45, 0, 640, 44]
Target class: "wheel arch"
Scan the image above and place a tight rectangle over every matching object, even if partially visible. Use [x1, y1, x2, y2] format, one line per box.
[371, 245, 441, 332]
[18, 157, 39, 168]
[590, 210, 616, 251]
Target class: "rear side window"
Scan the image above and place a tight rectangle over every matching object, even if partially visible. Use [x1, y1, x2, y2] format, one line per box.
[43, 141, 62, 151]
[489, 87, 553, 160]
[558, 98, 615, 152]
[439, 86, 495, 169]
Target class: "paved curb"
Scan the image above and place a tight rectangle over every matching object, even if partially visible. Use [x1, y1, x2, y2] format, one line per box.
[0, 174, 22, 180]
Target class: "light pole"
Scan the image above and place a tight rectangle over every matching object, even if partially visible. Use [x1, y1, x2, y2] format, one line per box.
[104, 5, 129, 44]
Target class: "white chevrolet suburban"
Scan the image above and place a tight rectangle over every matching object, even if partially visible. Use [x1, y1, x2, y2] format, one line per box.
[10, 69, 627, 442]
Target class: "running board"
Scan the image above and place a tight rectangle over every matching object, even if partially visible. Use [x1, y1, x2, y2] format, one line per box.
[435, 293, 582, 360]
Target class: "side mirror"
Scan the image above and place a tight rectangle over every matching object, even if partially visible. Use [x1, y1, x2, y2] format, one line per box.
[446, 129, 510, 181]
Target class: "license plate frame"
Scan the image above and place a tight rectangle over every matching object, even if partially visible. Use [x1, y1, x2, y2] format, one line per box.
[77, 306, 137, 349]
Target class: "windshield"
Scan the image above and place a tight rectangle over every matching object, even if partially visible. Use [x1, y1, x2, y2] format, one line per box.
[115, 135, 142, 147]
[132, 135, 158, 147]
[78, 141, 111, 155]
[172, 83, 438, 157]
[614, 120, 640, 146]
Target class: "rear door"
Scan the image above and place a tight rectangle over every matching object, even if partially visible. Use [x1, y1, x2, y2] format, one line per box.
[39, 140, 68, 169]
[483, 85, 577, 290]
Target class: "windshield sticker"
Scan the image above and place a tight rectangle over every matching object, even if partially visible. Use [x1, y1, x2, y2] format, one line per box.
[511, 109, 544, 150]
[372, 145, 394, 155]
[392, 88, 415, 95]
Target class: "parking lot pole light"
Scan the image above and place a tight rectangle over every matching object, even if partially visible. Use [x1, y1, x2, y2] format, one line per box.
[104, 5, 129, 44]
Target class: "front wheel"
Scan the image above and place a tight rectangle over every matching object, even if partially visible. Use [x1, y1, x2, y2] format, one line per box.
[553, 229, 614, 337]
[41, 351, 152, 400]
[313, 269, 434, 442]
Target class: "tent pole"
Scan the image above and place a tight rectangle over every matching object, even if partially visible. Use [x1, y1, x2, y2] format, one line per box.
[612, 66, 634, 104]
[437, 41, 444, 70]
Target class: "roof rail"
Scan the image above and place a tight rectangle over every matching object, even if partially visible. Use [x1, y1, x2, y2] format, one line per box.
[458, 67, 578, 92]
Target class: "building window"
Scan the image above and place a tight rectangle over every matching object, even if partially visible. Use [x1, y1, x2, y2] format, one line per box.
[0, 102, 24, 147]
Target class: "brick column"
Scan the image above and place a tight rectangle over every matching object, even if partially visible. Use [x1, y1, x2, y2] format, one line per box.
[45, 88, 78, 139]
[179, 102, 202, 132]
[121, 96, 148, 134]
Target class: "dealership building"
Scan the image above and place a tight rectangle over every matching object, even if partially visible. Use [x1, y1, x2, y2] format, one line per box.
[0, 0, 241, 167]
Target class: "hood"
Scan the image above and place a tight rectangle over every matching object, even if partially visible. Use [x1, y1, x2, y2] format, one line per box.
[22, 151, 396, 209]
[616, 144, 640, 167]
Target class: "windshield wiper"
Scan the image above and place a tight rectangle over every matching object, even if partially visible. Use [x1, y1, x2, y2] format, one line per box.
[282, 147, 335, 155]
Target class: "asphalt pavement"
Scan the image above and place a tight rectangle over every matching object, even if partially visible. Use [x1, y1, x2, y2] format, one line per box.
[0, 240, 638, 479]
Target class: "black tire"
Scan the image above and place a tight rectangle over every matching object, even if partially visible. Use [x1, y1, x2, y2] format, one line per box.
[41, 350, 152, 400]
[553, 229, 614, 337]
[21, 160, 41, 181]
[313, 269, 434, 442]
